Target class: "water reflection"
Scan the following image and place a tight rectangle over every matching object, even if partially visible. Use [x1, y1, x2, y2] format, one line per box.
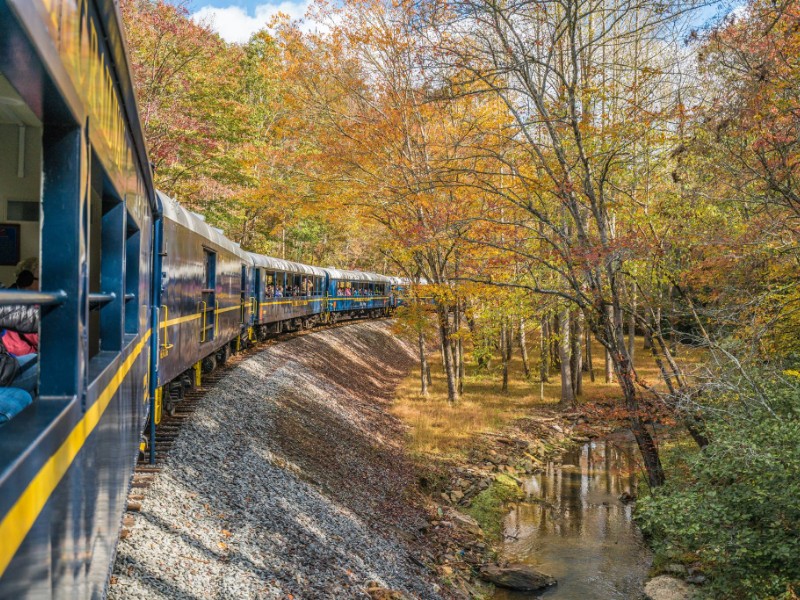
[494, 440, 652, 599]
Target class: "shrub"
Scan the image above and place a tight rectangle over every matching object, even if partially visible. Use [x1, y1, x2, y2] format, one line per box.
[636, 382, 800, 599]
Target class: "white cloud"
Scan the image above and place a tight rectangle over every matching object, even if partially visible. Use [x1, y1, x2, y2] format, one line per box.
[192, 2, 317, 44]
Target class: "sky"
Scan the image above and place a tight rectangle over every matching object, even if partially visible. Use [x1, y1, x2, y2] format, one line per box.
[183, 0, 317, 44]
[181, 0, 739, 45]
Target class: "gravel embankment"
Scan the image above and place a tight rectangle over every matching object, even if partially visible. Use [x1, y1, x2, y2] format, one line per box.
[109, 321, 443, 600]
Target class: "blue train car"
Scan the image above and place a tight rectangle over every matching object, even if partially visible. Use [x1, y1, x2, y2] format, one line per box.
[324, 268, 393, 321]
[0, 0, 155, 596]
[152, 192, 253, 418]
[249, 253, 328, 336]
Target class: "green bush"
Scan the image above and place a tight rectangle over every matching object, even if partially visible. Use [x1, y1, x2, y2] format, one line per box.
[636, 382, 800, 599]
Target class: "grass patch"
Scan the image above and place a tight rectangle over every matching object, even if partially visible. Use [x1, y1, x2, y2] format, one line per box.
[392, 335, 701, 460]
[464, 474, 525, 540]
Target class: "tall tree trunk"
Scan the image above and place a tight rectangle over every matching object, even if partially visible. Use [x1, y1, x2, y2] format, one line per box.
[558, 309, 574, 406]
[500, 319, 510, 392]
[437, 304, 459, 404]
[519, 316, 531, 379]
[585, 323, 595, 382]
[550, 313, 561, 370]
[571, 310, 583, 397]
[418, 330, 429, 396]
[627, 290, 636, 366]
[605, 303, 665, 487]
[604, 304, 614, 383]
[540, 314, 550, 383]
[456, 299, 464, 395]
[643, 308, 653, 350]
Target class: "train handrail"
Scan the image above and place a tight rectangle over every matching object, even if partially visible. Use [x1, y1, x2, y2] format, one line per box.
[249, 296, 256, 320]
[0, 289, 67, 306]
[160, 305, 174, 350]
[199, 301, 207, 342]
[214, 300, 219, 334]
[89, 293, 116, 310]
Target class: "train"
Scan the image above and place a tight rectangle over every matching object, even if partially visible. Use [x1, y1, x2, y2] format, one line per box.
[0, 2, 404, 597]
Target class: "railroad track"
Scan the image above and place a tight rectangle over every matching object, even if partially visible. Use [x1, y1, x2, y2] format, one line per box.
[119, 317, 389, 540]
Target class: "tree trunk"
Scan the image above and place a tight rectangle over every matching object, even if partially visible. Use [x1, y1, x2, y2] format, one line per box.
[550, 314, 561, 370]
[643, 308, 653, 350]
[418, 331, 429, 396]
[456, 299, 464, 395]
[437, 304, 459, 404]
[558, 309, 574, 406]
[604, 303, 665, 487]
[571, 310, 583, 397]
[585, 324, 595, 382]
[500, 319, 510, 392]
[627, 290, 636, 366]
[540, 314, 550, 383]
[604, 304, 614, 383]
[519, 316, 531, 379]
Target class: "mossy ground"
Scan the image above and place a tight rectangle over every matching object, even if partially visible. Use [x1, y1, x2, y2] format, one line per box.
[463, 474, 526, 540]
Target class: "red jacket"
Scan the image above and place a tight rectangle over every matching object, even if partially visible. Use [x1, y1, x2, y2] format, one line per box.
[2, 330, 38, 356]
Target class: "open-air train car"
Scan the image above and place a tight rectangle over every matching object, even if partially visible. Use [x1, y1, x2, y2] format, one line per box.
[0, 0, 155, 596]
[248, 253, 327, 336]
[324, 268, 393, 320]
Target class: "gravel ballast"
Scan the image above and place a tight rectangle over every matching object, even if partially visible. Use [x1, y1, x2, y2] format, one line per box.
[109, 321, 443, 600]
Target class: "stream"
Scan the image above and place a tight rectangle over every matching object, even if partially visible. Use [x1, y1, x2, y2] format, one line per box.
[493, 439, 652, 599]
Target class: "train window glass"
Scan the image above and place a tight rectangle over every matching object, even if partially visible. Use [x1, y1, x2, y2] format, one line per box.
[201, 249, 216, 342]
[124, 215, 140, 335]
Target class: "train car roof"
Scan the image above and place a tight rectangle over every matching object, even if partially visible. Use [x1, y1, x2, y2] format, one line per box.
[324, 268, 393, 283]
[247, 253, 327, 277]
[156, 191, 250, 261]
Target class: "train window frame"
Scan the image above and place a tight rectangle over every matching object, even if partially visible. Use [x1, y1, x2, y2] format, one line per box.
[88, 151, 126, 371]
[124, 212, 140, 335]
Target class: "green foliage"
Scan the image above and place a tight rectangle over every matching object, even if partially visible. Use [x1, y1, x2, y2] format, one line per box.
[636, 381, 800, 599]
[464, 474, 525, 540]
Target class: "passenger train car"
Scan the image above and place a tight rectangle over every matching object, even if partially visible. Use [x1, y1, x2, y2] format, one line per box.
[0, 3, 400, 596]
[0, 0, 155, 597]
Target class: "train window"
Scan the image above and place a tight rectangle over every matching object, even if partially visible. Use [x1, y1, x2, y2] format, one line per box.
[124, 216, 140, 334]
[88, 152, 125, 361]
[201, 249, 216, 342]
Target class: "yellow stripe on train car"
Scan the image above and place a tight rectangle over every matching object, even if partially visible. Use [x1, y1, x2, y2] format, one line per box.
[0, 331, 152, 577]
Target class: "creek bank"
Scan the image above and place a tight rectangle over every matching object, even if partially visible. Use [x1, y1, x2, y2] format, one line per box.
[415, 409, 606, 594]
[417, 404, 689, 596]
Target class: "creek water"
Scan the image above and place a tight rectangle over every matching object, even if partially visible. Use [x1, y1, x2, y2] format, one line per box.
[493, 439, 652, 599]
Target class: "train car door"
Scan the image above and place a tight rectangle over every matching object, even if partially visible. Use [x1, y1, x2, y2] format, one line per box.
[201, 249, 216, 342]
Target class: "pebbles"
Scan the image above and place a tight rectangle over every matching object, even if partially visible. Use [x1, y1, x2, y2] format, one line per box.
[110, 322, 443, 600]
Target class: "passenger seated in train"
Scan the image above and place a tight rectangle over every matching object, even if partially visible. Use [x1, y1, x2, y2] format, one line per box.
[0, 259, 40, 425]
[266, 285, 273, 298]
[274, 287, 283, 298]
